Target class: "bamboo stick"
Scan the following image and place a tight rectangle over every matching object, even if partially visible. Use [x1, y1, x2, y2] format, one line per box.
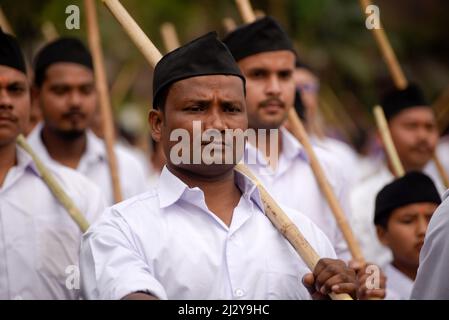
[235, 0, 365, 263]
[41, 21, 59, 42]
[0, 6, 14, 35]
[235, 163, 352, 300]
[359, 0, 449, 187]
[160, 22, 180, 52]
[222, 17, 237, 33]
[102, 0, 352, 300]
[16, 135, 90, 232]
[288, 108, 365, 261]
[359, 0, 407, 90]
[373, 106, 405, 177]
[84, 0, 122, 203]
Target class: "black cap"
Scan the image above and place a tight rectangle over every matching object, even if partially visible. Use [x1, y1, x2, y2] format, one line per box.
[374, 171, 441, 226]
[152, 31, 245, 109]
[0, 27, 27, 74]
[381, 84, 429, 120]
[222, 16, 295, 62]
[34, 37, 93, 86]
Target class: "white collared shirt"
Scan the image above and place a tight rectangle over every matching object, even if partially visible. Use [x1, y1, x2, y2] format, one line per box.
[244, 127, 353, 260]
[0, 147, 105, 300]
[425, 136, 449, 194]
[350, 160, 446, 268]
[411, 190, 449, 299]
[28, 123, 149, 206]
[80, 166, 337, 300]
[384, 264, 414, 300]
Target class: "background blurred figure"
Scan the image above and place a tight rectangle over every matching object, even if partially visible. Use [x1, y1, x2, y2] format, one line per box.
[373, 172, 441, 299]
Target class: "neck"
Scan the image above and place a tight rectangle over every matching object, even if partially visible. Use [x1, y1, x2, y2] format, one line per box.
[41, 125, 87, 169]
[0, 142, 17, 187]
[166, 164, 242, 226]
[392, 260, 417, 281]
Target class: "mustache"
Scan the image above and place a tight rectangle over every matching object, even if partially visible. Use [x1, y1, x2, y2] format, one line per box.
[0, 110, 18, 122]
[410, 141, 433, 152]
[61, 109, 86, 119]
[259, 97, 285, 109]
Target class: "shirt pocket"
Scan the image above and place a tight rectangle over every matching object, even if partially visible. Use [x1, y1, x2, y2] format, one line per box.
[264, 258, 311, 300]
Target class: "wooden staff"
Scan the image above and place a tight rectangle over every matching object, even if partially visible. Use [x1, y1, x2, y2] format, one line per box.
[235, 164, 351, 300]
[222, 17, 237, 33]
[0, 6, 14, 35]
[16, 135, 90, 232]
[434, 85, 449, 135]
[359, 0, 449, 187]
[235, 0, 365, 263]
[160, 22, 180, 52]
[359, 0, 407, 90]
[41, 21, 58, 42]
[84, 0, 123, 203]
[101, 0, 352, 300]
[373, 106, 405, 177]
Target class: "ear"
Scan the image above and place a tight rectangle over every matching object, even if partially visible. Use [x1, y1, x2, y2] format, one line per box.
[31, 86, 40, 107]
[376, 225, 389, 247]
[149, 109, 163, 142]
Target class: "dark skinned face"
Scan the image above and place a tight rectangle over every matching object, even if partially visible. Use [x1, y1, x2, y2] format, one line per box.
[377, 202, 437, 270]
[238, 50, 296, 130]
[388, 107, 438, 171]
[149, 75, 247, 179]
[36, 62, 96, 140]
[0, 65, 30, 148]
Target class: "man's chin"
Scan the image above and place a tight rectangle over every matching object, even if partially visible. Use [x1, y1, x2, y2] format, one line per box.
[175, 162, 237, 178]
[57, 128, 86, 140]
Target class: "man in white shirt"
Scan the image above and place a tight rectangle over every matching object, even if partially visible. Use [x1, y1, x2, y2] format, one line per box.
[350, 84, 443, 267]
[222, 17, 353, 261]
[0, 28, 105, 299]
[411, 189, 449, 299]
[80, 32, 358, 300]
[373, 172, 441, 299]
[28, 37, 148, 205]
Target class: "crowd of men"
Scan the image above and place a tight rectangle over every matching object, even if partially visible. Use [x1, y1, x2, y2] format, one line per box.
[1, 11, 449, 300]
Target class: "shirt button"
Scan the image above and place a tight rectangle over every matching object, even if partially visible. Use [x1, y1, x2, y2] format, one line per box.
[234, 288, 245, 297]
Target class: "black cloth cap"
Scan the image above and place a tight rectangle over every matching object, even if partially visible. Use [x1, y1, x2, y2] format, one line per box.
[0, 27, 26, 74]
[152, 31, 245, 108]
[222, 16, 295, 62]
[381, 84, 429, 120]
[33, 37, 93, 86]
[374, 171, 441, 226]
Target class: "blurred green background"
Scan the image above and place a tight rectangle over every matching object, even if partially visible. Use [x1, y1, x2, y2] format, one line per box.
[2, 0, 449, 147]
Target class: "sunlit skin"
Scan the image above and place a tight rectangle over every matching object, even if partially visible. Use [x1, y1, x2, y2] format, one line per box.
[387, 107, 439, 172]
[377, 202, 437, 280]
[0, 65, 30, 186]
[34, 62, 97, 169]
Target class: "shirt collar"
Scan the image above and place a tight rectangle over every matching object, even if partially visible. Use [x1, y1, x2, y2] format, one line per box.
[15, 145, 41, 177]
[28, 123, 106, 166]
[244, 127, 308, 167]
[157, 165, 264, 213]
[84, 129, 107, 163]
[279, 127, 308, 162]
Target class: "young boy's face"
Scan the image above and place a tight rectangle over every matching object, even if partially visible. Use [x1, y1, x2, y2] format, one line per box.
[377, 202, 438, 269]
